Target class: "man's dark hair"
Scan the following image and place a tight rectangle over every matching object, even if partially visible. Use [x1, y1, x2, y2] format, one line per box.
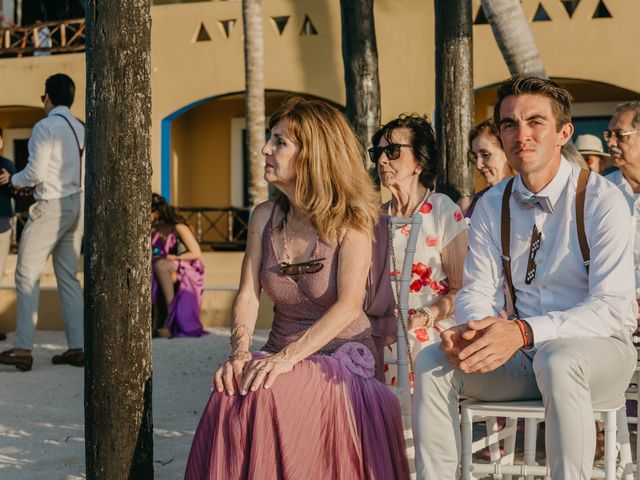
[45, 74, 75, 107]
[371, 114, 439, 190]
[0, 127, 3, 139]
[493, 76, 573, 132]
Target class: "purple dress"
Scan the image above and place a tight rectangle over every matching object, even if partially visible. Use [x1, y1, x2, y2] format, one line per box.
[184, 213, 410, 479]
[152, 230, 206, 337]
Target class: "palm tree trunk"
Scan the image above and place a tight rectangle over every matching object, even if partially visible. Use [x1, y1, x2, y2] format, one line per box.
[243, 0, 268, 206]
[340, 0, 380, 162]
[434, 0, 475, 202]
[481, 0, 547, 78]
[84, 0, 153, 478]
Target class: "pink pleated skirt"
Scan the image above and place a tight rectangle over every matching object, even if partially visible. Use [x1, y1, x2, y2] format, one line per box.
[185, 347, 410, 479]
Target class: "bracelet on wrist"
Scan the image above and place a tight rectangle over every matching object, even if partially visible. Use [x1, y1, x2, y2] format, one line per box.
[230, 323, 253, 348]
[419, 307, 436, 328]
[228, 349, 251, 361]
[514, 319, 528, 348]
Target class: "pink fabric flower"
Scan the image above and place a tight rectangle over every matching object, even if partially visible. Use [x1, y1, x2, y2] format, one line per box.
[454, 210, 463, 222]
[332, 342, 375, 378]
[399, 225, 411, 236]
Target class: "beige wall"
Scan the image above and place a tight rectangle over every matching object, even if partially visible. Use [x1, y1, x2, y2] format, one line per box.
[0, 0, 639, 198]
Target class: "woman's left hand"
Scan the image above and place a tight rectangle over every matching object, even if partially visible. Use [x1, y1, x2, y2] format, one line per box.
[239, 354, 294, 394]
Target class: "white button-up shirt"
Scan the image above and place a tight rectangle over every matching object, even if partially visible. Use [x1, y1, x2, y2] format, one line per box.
[606, 169, 640, 298]
[456, 158, 637, 346]
[11, 105, 85, 200]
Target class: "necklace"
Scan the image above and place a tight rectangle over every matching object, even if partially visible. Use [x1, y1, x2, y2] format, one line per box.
[388, 189, 430, 224]
[281, 213, 296, 263]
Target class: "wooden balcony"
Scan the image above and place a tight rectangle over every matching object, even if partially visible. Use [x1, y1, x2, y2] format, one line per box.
[0, 18, 85, 56]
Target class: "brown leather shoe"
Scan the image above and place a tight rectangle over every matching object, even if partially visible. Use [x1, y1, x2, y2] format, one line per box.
[0, 348, 33, 371]
[52, 349, 84, 367]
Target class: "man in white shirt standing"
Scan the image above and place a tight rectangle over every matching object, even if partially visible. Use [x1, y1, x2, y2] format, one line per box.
[412, 76, 637, 479]
[605, 102, 640, 326]
[0, 74, 85, 371]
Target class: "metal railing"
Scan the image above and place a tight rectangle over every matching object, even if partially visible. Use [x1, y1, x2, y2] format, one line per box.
[10, 206, 250, 252]
[0, 18, 85, 56]
[177, 206, 250, 251]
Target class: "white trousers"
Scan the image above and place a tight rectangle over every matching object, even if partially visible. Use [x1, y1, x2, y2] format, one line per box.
[14, 193, 83, 350]
[412, 334, 636, 480]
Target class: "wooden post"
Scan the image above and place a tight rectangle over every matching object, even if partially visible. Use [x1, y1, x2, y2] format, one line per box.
[84, 0, 153, 478]
[340, 0, 381, 162]
[434, 0, 474, 202]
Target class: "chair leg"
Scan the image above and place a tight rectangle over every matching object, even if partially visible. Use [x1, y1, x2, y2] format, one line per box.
[501, 418, 517, 480]
[485, 417, 502, 479]
[616, 407, 633, 480]
[604, 410, 617, 480]
[523, 418, 538, 480]
[461, 408, 473, 480]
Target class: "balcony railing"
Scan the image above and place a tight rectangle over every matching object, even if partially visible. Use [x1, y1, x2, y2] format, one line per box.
[10, 206, 250, 252]
[177, 206, 250, 251]
[0, 18, 85, 56]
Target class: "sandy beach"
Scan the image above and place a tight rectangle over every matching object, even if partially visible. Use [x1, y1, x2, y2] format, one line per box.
[0, 328, 269, 479]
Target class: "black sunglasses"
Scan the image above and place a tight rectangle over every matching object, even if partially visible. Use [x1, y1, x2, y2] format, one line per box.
[525, 225, 541, 285]
[279, 258, 325, 276]
[367, 144, 413, 163]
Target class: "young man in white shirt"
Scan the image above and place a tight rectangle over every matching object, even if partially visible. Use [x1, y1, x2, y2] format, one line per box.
[0, 74, 85, 371]
[412, 76, 637, 480]
[605, 102, 640, 327]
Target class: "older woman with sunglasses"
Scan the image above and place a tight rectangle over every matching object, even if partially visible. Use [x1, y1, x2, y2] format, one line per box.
[369, 114, 468, 380]
[185, 98, 410, 479]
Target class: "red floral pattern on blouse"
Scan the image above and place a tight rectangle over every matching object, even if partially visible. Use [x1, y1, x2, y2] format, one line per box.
[419, 202, 433, 214]
[454, 210, 463, 222]
[425, 235, 440, 247]
[407, 261, 449, 295]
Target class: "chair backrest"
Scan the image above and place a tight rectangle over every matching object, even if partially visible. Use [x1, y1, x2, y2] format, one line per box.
[388, 214, 422, 416]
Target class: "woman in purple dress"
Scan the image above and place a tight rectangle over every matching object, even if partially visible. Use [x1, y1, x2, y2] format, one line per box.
[185, 98, 410, 479]
[151, 194, 205, 338]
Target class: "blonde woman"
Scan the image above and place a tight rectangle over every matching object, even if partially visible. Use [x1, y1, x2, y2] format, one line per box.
[185, 98, 410, 479]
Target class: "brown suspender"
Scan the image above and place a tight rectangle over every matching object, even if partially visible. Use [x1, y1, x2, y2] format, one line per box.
[500, 169, 591, 317]
[575, 168, 590, 271]
[53, 113, 84, 188]
[501, 178, 518, 317]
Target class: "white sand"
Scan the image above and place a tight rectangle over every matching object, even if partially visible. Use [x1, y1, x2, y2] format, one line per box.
[0, 328, 269, 479]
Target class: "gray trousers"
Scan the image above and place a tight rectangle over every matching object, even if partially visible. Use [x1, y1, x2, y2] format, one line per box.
[0, 226, 11, 283]
[14, 193, 83, 350]
[412, 334, 637, 480]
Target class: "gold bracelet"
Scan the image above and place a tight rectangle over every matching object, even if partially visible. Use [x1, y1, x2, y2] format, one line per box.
[230, 323, 253, 347]
[419, 307, 436, 329]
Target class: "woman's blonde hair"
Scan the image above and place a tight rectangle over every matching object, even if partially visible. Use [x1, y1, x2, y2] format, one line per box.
[269, 97, 380, 242]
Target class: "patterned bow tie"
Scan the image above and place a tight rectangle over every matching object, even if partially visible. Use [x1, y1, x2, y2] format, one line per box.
[513, 190, 555, 215]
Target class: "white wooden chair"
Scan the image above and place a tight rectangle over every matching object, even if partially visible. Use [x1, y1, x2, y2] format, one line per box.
[387, 214, 422, 480]
[460, 398, 633, 480]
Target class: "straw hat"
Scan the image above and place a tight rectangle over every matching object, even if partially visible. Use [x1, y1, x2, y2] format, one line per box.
[575, 134, 610, 158]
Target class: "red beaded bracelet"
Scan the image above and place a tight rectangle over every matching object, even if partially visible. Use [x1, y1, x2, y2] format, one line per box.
[514, 319, 528, 348]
